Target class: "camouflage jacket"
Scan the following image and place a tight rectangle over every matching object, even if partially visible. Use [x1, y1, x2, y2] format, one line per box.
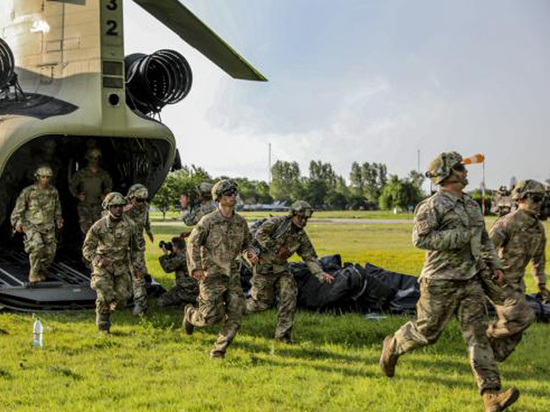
[187, 209, 253, 277]
[82, 214, 139, 274]
[490, 209, 546, 285]
[255, 215, 324, 279]
[69, 166, 112, 205]
[10, 184, 62, 232]
[413, 190, 502, 281]
[182, 200, 217, 226]
[125, 203, 152, 238]
[159, 249, 192, 287]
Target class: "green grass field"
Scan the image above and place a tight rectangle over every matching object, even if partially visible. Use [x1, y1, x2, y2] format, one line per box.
[1, 217, 549, 411]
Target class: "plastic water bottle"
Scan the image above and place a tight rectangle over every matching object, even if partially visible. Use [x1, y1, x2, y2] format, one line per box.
[32, 317, 43, 348]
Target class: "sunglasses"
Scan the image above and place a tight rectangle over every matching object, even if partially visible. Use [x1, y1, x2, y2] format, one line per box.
[452, 164, 466, 172]
[530, 195, 544, 203]
[222, 189, 238, 197]
[135, 198, 147, 203]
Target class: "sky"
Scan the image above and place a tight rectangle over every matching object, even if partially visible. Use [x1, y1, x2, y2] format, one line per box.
[124, 0, 550, 190]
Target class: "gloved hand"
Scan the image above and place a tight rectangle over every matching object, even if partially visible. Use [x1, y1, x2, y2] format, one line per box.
[277, 246, 292, 260]
[539, 283, 549, 304]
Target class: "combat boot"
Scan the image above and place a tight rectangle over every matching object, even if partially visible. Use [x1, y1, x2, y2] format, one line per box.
[380, 336, 399, 378]
[210, 349, 225, 359]
[37, 272, 47, 282]
[483, 388, 520, 412]
[274, 334, 293, 344]
[28, 272, 41, 283]
[182, 304, 194, 335]
[132, 302, 147, 317]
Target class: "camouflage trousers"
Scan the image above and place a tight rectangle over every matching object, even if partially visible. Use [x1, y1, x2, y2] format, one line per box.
[487, 279, 535, 362]
[131, 244, 149, 307]
[23, 228, 57, 277]
[246, 267, 297, 339]
[77, 202, 103, 236]
[157, 277, 198, 307]
[391, 276, 501, 394]
[185, 272, 245, 354]
[90, 264, 132, 330]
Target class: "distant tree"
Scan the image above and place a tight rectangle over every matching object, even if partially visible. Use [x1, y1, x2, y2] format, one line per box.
[303, 178, 328, 208]
[361, 162, 387, 204]
[270, 161, 302, 202]
[349, 161, 363, 196]
[151, 165, 211, 220]
[309, 160, 338, 188]
[407, 170, 425, 189]
[379, 175, 423, 211]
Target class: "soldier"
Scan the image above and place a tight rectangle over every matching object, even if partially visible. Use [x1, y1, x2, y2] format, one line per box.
[379, 152, 519, 412]
[245, 200, 334, 343]
[180, 181, 216, 226]
[82, 192, 139, 334]
[157, 236, 199, 307]
[182, 179, 258, 358]
[487, 179, 549, 362]
[124, 184, 154, 316]
[69, 148, 113, 236]
[11, 166, 64, 283]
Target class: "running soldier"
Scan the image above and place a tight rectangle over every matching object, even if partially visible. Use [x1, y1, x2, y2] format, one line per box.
[488, 179, 549, 362]
[180, 181, 216, 226]
[183, 179, 258, 358]
[379, 152, 519, 412]
[83, 192, 139, 334]
[124, 184, 154, 316]
[246, 200, 334, 343]
[157, 236, 198, 307]
[11, 166, 64, 283]
[69, 148, 112, 236]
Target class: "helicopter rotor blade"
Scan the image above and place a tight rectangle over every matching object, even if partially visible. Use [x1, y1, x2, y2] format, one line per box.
[132, 0, 267, 81]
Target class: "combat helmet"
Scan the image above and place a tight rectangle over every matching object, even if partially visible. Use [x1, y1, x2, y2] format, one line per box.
[127, 183, 149, 200]
[290, 200, 314, 218]
[511, 179, 545, 201]
[425, 151, 463, 184]
[34, 165, 54, 178]
[85, 148, 102, 160]
[198, 181, 213, 197]
[102, 192, 127, 209]
[211, 179, 238, 201]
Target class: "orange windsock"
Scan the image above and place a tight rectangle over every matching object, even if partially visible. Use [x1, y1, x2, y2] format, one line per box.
[461, 153, 485, 165]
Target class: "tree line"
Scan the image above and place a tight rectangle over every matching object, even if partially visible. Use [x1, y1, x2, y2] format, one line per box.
[151, 161, 426, 215]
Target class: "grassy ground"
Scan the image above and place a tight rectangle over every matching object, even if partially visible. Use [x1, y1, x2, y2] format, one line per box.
[1, 217, 549, 411]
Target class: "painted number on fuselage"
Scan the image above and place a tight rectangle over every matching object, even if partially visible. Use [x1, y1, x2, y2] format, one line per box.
[106, 20, 119, 36]
[106, 0, 118, 11]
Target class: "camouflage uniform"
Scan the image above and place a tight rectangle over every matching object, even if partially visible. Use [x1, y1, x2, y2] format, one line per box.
[124, 199, 152, 311]
[82, 195, 139, 331]
[488, 209, 545, 361]
[185, 208, 254, 355]
[157, 249, 198, 307]
[69, 167, 113, 236]
[182, 200, 217, 226]
[10, 183, 63, 279]
[246, 215, 324, 340]
[387, 189, 504, 394]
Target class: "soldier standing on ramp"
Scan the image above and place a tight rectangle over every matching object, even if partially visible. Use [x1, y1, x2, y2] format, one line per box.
[183, 179, 258, 358]
[69, 148, 113, 236]
[11, 166, 64, 283]
[83, 192, 139, 334]
[246, 200, 334, 343]
[379, 152, 520, 412]
[488, 179, 549, 362]
[124, 184, 154, 316]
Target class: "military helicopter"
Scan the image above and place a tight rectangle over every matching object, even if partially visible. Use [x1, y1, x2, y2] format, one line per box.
[0, 0, 266, 310]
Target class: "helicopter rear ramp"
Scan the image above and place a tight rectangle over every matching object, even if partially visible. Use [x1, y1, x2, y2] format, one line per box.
[0, 250, 96, 311]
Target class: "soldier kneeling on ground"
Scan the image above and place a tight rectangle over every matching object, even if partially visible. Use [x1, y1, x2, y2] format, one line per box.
[156, 236, 198, 307]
